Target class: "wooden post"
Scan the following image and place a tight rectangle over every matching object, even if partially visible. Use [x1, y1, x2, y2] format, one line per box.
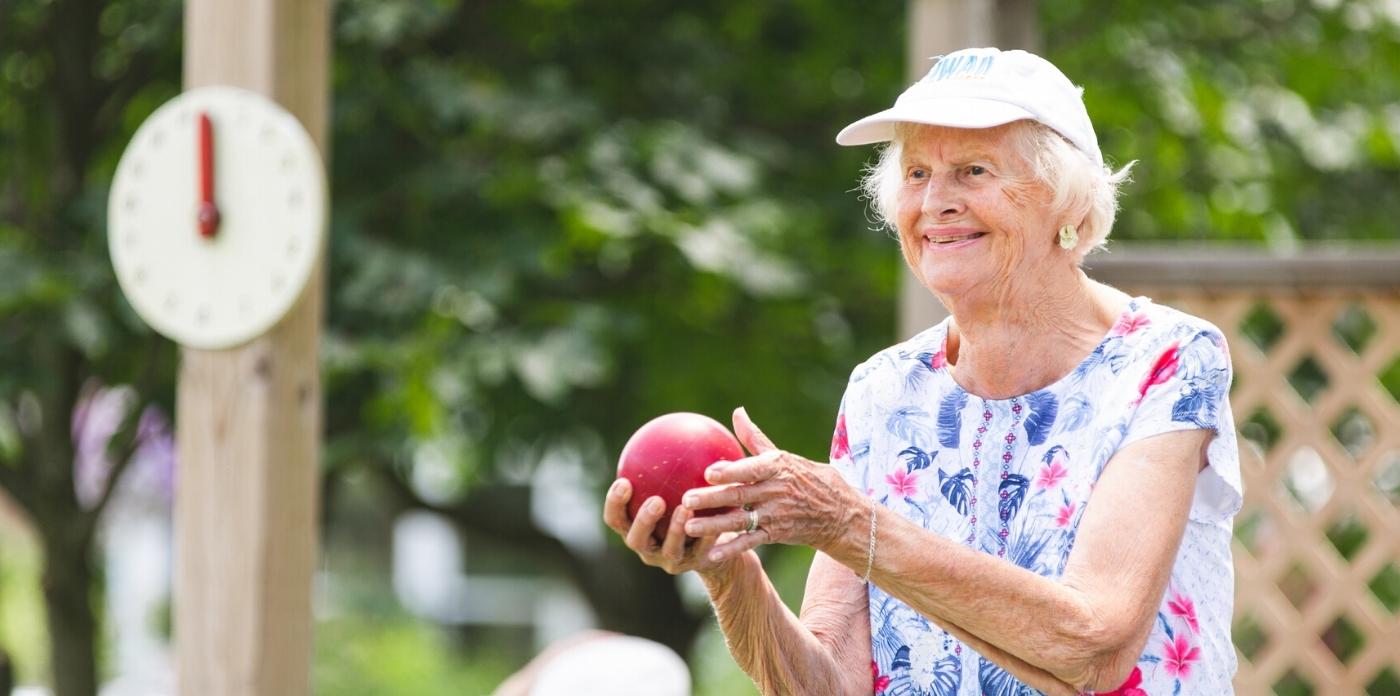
[899, 0, 1039, 340]
[175, 1, 329, 694]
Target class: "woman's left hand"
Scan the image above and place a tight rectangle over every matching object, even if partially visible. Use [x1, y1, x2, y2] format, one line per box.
[681, 407, 861, 563]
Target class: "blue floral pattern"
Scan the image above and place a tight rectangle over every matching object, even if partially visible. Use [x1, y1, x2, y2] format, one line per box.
[831, 298, 1241, 695]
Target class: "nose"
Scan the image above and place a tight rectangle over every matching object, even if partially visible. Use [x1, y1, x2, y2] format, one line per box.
[921, 178, 965, 219]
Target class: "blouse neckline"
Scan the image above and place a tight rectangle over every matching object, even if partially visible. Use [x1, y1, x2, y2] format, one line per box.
[939, 296, 1149, 404]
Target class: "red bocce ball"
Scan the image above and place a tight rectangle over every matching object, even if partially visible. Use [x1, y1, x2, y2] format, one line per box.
[616, 412, 745, 539]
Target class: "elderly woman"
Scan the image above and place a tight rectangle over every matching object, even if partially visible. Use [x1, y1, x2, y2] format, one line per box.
[603, 47, 1240, 696]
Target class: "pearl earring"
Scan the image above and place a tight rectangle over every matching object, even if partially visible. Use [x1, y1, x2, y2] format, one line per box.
[1058, 225, 1078, 250]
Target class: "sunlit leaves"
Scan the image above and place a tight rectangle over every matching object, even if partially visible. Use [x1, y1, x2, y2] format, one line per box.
[1047, 0, 1400, 244]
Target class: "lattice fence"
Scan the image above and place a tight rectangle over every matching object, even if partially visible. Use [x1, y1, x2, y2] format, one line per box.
[1091, 249, 1400, 696]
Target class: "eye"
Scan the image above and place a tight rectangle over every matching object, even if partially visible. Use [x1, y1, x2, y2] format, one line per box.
[905, 167, 929, 182]
[966, 165, 988, 176]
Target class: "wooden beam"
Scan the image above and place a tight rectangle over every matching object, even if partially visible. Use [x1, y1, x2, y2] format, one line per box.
[1083, 245, 1400, 289]
[899, 0, 1040, 340]
[176, 1, 328, 695]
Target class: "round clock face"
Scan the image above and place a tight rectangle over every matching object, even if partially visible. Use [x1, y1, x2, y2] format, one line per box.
[108, 85, 326, 349]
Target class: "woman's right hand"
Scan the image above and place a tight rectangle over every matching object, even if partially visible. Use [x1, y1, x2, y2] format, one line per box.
[603, 477, 737, 577]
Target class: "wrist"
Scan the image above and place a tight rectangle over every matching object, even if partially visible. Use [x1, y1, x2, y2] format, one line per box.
[824, 490, 876, 573]
[697, 548, 760, 591]
[860, 497, 878, 583]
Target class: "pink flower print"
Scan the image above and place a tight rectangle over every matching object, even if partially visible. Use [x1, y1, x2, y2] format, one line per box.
[1135, 341, 1180, 405]
[1096, 666, 1147, 696]
[1038, 460, 1068, 490]
[928, 349, 947, 370]
[1037, 446, 1069, 489]
[1055, 502, 1076, 527]
[871, 660, 890, 694]
[885, 469, 919, 499]
[1161, 633, 1202, 679]
[1110, 312, 1151, 337]
[1169, 591, 1200, 634]
[830, 413, 850, 461]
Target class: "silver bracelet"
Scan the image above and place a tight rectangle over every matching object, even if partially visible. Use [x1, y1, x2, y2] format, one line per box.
[861, 498, 877, 584]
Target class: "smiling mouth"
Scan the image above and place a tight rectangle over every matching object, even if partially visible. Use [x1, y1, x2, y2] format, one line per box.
[925, 232, 986, 245]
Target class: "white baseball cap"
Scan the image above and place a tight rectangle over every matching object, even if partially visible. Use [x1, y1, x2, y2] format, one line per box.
[835, 47, 1103, 167]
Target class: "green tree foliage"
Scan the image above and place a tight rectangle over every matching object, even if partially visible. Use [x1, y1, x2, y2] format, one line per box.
[324, 0, 903, 481]
[0, 1, 182, 694]
[1048, 0, 1400, 244]
[321, 0, 905, 657]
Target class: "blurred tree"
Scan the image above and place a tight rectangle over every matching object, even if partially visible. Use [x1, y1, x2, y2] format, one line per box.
[0, 0, 182, 694]
[0, 647, 12, 696]
[1048, 0, 1400, 244]
[322, 0, 904, 657]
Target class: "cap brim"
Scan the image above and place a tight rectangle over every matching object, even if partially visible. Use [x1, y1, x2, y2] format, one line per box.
[835, 97, 1037, 146]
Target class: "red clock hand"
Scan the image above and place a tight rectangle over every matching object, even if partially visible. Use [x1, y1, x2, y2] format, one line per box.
[197, 111, 221, 238]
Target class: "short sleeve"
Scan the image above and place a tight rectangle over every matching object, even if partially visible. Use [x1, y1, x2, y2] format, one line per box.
[831, 364, 874, 495]
[1121, 327, 1243, 526]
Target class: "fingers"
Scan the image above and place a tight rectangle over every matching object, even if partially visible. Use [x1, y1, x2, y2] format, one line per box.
[602, 479, 635, 536]
[606, 479, 742, 575]
[706, 450, 784, 485]
[625, 496, 666, 552]
[683, 505, 752, 538]
[683, 480, 780, 513]
[660, 506, 692, 563]
[707, 526, 769, 563]
[691, 532, 721, 565]
[732, 406, 777, 455]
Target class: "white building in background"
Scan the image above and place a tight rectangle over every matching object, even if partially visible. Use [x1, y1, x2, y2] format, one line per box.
[97, 507, 174, 696]
[388, 445, 605, 652]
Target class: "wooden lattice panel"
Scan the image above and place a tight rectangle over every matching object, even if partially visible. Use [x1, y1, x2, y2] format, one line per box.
[1122, 288, 1400, 695]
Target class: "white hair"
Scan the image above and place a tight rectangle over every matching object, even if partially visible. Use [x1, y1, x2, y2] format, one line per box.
[859, 120, 1134, 256]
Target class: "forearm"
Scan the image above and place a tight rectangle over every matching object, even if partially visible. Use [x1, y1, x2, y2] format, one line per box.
[935, 614, 1079, 695]
[823, 507, 1145, 690]
[701, 552, 863, 696]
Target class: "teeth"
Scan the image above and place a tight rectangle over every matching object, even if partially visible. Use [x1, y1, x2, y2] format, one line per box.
[928, 233, 982, 243]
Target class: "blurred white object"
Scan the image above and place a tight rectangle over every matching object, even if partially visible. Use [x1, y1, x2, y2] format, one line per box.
[390, 510, 595, 649]
[97, 667, 175, 696]
[100, 512, 173, 696]
[530, 448, 606, 556]
[527, 635, 690, 696]
[392, 511, 463, 618]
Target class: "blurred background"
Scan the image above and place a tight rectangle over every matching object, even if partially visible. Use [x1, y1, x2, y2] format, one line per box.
[1, 0, 1399, 694]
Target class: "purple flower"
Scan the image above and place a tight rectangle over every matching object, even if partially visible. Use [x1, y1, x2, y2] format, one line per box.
[71, 380, 176, 509]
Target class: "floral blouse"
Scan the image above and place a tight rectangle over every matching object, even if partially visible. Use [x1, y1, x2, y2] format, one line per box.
[831, 297, 1241, 695]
